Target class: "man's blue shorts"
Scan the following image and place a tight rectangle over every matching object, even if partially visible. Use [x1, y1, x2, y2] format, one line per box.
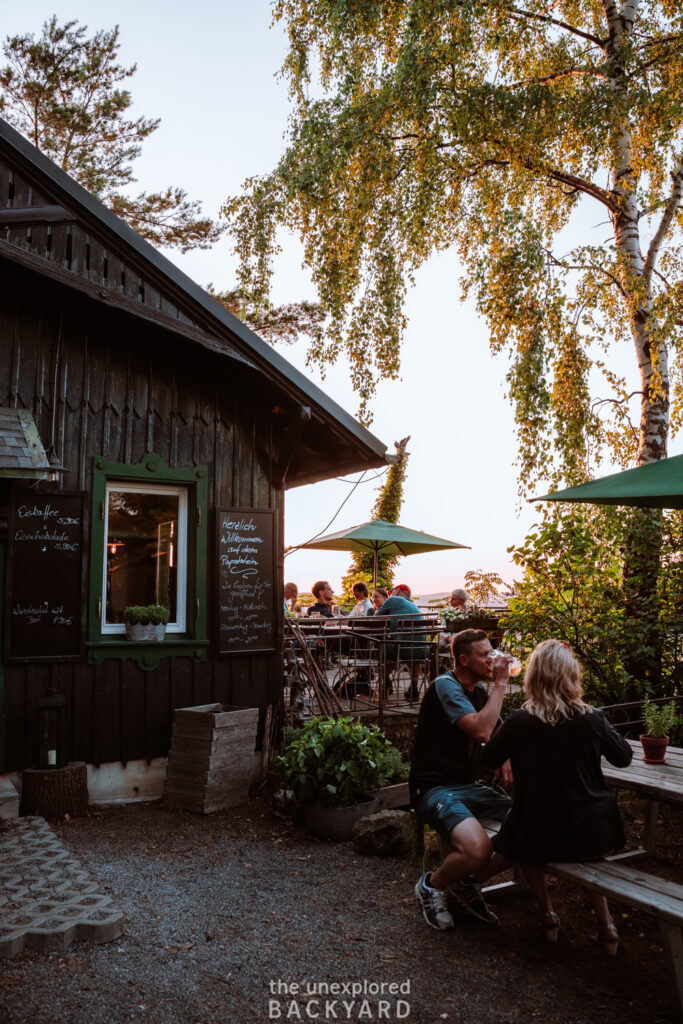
[416, 783, 511, 840]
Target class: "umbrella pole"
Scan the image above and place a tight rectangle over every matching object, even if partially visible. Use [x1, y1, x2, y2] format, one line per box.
[373, 549, 378, 590]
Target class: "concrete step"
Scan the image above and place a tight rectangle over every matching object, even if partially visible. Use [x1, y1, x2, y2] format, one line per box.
[0, 775, 20, 821]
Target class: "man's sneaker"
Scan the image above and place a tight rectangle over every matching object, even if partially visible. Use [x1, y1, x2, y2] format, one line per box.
[414, 873, 454, 931]
[447, 876, 498, 924]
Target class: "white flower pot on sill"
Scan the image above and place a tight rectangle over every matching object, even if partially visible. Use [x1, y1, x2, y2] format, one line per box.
[125, 623, 167, 642]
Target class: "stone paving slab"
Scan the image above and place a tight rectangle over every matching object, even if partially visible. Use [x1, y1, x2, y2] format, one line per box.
[0, 816, 124, 956]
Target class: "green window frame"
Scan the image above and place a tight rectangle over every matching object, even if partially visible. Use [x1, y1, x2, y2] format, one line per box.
[87, 453, 208, 670]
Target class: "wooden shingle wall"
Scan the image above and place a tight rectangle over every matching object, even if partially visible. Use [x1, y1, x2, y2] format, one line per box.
[0, 258, 283, 772]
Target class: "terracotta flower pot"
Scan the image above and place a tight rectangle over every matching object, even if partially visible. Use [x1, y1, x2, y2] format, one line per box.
[639, 734, 669, 764]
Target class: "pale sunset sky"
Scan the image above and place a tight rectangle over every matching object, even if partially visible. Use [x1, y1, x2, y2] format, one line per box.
[5, 1, 669, 596]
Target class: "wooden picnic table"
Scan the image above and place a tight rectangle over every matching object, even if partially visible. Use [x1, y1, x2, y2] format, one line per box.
[602, 739, 683, 855]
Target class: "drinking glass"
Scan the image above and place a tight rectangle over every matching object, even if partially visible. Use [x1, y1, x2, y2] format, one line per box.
[490, 650, 523, 677]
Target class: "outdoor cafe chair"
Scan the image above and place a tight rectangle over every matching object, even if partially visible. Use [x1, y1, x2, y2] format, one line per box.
[386, 617, 440, 705]
[331, 616, 390, 706]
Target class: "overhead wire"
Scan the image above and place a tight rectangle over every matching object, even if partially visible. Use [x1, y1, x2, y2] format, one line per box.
[284, 467, 387, 557]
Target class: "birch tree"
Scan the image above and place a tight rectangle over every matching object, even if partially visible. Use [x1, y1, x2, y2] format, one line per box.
[227, 0, 683, 683]
[228, 0, 682, 466]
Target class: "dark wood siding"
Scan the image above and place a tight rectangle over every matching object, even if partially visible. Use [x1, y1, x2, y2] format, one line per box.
[1, 258, 282, 770]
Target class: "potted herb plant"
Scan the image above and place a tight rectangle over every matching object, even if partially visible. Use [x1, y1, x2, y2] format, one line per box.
[146, 604, 170, 641]
[640, 695, 678, 764]
[276, 716, 409, 840]
[123, 605, 148, 641]
[123, 604, 170, 642]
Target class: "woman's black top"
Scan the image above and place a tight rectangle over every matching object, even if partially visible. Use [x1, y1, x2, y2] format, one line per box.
[482, 706, 632, 864]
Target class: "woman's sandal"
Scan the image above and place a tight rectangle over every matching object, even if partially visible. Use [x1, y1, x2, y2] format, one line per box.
[597, 921, 619, 956]
[540, 911, 560, 943]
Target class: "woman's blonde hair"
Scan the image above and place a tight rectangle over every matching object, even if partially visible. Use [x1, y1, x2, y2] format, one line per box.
[523, 639, 590, 725]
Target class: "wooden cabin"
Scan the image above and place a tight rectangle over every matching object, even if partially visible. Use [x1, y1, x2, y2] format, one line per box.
[0, 116, 390, 799]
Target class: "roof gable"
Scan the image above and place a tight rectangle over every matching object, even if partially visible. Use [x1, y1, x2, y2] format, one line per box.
[0, 116, 389, 485]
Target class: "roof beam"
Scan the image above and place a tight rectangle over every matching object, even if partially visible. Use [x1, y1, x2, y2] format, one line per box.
[0, 205, 76, 225]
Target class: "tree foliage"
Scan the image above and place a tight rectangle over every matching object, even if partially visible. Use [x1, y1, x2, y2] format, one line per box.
[227, 0, 683, 688]
[341, 437, 410, 598]
[463, 569, 510, 607]
[226, 0, 683, 489]
[504, 504, 631, 702]
[0, 17, 223, 251]
[505, 503, 683, 702]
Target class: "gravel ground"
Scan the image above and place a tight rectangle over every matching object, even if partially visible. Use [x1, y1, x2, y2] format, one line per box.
[0, 795, 679, 1024]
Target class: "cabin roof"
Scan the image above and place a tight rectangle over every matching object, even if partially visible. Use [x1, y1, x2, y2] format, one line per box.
[0, 117, 391, 487]
[0, 408, 53, 479]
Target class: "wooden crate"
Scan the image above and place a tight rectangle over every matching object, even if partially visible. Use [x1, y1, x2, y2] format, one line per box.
[163, 704, 261, 814]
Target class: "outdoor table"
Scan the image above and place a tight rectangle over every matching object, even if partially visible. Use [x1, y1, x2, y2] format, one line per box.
[602, 739, 683, 855]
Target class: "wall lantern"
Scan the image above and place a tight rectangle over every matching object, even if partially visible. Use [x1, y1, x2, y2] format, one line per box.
[37, 687, 67, 768]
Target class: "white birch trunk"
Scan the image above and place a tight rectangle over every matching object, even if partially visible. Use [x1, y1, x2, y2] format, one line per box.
[606, 0, 668, 467]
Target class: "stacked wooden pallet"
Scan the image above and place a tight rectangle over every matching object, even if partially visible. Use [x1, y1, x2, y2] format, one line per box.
[164, 704, 261, 814]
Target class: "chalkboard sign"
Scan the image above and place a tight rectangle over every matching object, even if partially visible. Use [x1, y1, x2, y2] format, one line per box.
[216, 508, 276, 654]
[6, 492, 85, 660]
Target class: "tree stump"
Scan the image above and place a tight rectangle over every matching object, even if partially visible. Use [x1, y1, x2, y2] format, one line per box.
[21, 762, 89, 819]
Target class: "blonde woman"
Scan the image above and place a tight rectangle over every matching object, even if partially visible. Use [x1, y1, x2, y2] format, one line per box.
[482, 639, 632, 953]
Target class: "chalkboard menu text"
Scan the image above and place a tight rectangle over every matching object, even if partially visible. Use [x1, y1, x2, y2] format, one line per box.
[216, 509, 276, 654]
[7, 492, 85, 660]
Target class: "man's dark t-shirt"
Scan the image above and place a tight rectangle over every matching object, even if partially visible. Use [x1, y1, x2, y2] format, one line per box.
[409, 672, 490, 804]
[306, 602, 333, 618]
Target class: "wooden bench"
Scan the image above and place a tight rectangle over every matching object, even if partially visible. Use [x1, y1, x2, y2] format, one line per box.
[544, 857, 683, 1016]
[418, 813, 683, 1014]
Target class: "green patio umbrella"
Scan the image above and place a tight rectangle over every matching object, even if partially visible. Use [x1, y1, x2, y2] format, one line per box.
[533, 453, 683, 509]
[296, 518, 469, 587]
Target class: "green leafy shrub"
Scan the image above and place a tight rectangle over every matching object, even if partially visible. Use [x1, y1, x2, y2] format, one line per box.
[277, 717, 409, 808]
[374, 745, 409, 786]
[504, 505, 632, 705]
[502, 689, 526, 717]
[642, 695, 678, 738]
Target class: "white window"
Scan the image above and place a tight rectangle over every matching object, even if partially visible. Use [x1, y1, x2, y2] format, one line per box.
[102, 483, 188, 634]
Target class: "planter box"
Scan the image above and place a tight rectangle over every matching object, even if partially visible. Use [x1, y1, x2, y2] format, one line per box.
[302, 783, 410, 841]
[370, 781, 410, 811]
[302, 797, 380, 841]
[164, 704, 261, 814]
[444, 616, 500, 633]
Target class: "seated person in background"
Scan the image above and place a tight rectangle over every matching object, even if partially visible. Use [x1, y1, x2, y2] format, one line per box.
[440, 588, 470, 653]
[306, 580, 335, 617]
[348, 581, 374, 617]
[441, 588, 469, 623]
[371, 587, 388, 612]
[284, 581, 298, 613]
[412, 629, 512, 931]
[380, 584, 427, 699]
[482, 639, 632, 951]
